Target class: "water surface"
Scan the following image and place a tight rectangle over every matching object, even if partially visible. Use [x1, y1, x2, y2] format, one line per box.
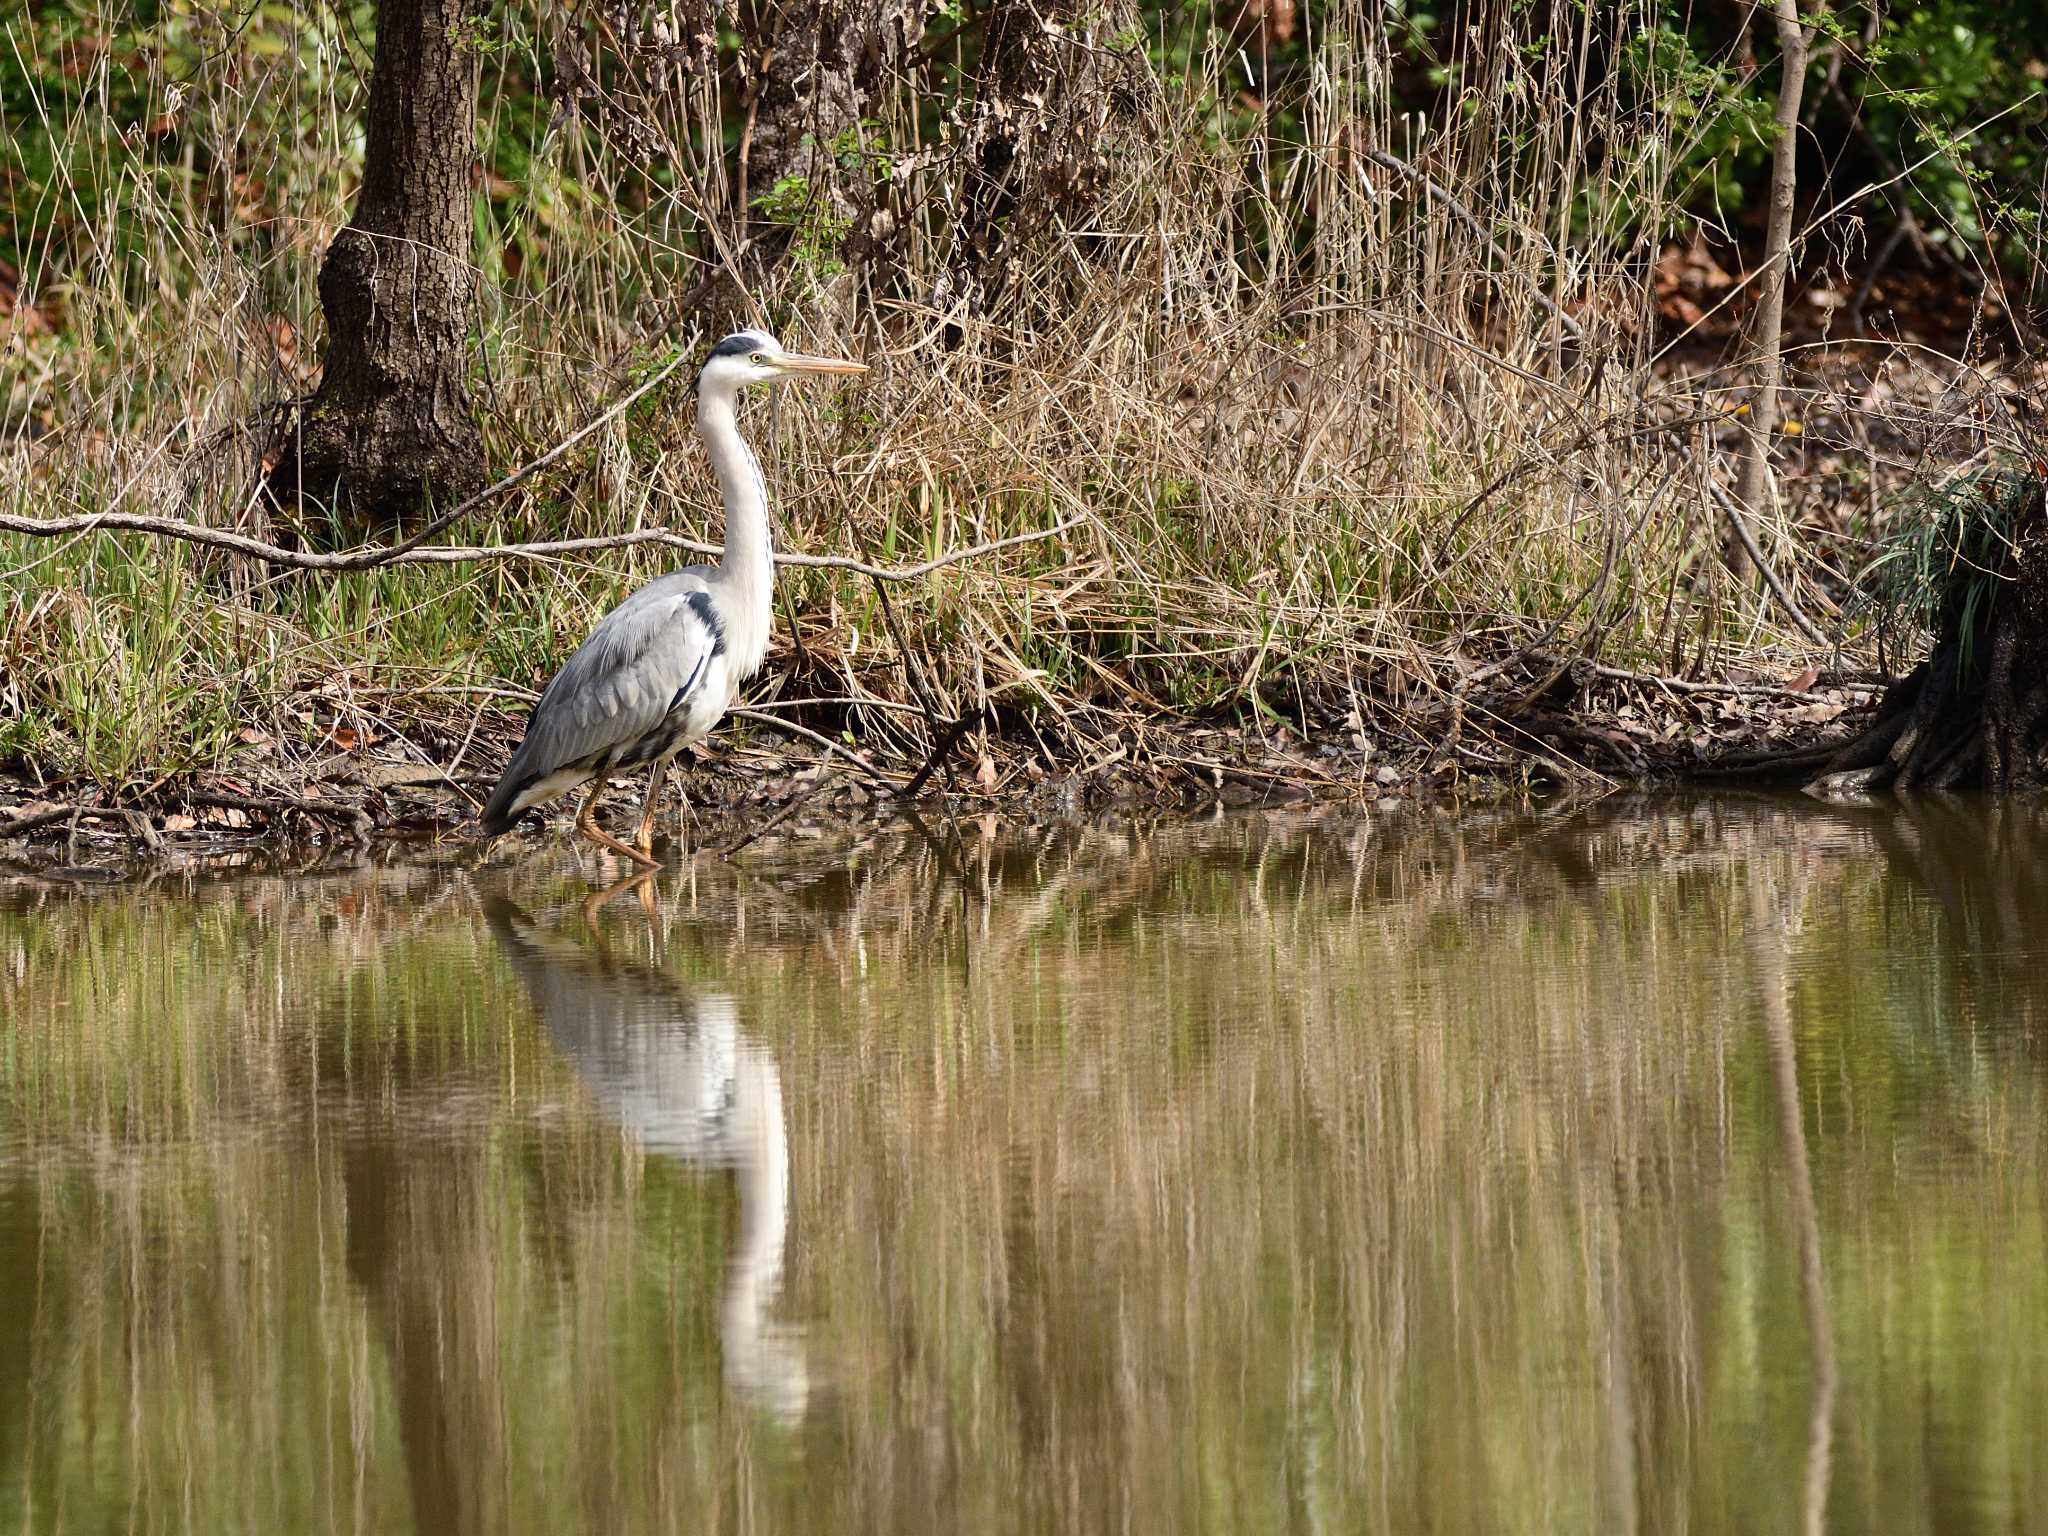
[3, 798, 2045, 1533]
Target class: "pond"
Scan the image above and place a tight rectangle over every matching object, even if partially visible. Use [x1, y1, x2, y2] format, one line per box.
[2, 797, 2045, 1534]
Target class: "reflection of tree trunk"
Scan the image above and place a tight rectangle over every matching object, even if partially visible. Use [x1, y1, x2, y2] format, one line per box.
[0, 1184, 49, 1492]
[344, 1143, 508, 1536]
[1748, 872, 1835, 1536]
[992, 1135, 1128, 1529]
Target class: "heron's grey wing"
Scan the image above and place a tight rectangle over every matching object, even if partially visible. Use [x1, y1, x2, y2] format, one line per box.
[488, 572, 723, 815]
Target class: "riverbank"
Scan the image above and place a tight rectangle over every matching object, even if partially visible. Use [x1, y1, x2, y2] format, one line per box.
[10, 229, 2016, 863]
[0, 653, 1894, 871]
[8, 0, 2043, 870]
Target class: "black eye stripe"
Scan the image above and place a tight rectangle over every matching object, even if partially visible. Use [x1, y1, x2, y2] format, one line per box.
[707, 330, 773, 360]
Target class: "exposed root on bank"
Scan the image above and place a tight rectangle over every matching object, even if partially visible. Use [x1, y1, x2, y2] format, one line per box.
[1707, 476, 2048, 797]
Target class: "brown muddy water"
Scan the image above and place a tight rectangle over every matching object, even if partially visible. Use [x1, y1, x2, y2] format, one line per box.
[2, 797, 2045, 1534]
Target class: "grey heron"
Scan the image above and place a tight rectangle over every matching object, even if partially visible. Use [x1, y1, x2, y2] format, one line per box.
[481, 330, 866, 864]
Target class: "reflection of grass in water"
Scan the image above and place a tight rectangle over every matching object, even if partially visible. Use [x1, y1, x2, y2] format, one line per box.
[2, 867, 756, 1532]
[0, 807, 2046, 1532]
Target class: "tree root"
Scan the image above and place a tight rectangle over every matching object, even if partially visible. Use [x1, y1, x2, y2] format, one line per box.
[1721, 475, 2048, 798]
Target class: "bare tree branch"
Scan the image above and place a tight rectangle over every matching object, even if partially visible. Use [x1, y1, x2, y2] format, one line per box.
[5, 328, 1081, 582]
[306, 345, 697, 567]
[0, 496, 1086, 582]
[729, 708, 892, 780]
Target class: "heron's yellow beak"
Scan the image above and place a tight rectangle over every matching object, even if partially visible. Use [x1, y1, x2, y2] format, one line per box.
[778, 352, 868, 377]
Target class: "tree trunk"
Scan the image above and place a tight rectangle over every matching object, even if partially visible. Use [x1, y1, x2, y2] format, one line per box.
[273, 0, 486, 533]
[1727, 0, 1814, 578]
[934, 0, 1142, 334]
[739, 0, 924, 285]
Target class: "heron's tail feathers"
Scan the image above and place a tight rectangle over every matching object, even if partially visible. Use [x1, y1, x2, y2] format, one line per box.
[479, 773, 532, 839]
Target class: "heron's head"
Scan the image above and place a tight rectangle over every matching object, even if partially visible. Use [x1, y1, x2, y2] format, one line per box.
[698, 330, 866, 398]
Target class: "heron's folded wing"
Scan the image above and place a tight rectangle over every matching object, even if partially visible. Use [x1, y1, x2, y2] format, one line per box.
[508, 576, 722, 782]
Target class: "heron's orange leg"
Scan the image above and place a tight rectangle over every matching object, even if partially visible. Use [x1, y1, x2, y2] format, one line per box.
[634, 762, 667, 858]
[575, 778, 659, 869]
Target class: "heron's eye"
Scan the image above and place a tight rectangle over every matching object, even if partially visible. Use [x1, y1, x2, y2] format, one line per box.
[750, 352, 767, 365]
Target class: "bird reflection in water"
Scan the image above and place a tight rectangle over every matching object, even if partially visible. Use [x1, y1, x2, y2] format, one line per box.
[484, 895, 807, 1421]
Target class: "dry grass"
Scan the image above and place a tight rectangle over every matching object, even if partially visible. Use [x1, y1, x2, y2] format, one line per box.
[1, 0, 1836, 792]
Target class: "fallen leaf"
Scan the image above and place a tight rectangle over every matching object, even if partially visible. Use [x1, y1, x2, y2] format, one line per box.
[162, 813, 196, 832]
[324, 723, 377, 750]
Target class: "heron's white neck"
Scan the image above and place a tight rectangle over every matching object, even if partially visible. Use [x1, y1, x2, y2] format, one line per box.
[696, 384, 774, 678]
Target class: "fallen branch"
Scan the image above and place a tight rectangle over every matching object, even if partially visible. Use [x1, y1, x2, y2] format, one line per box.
[0, 805, 82, 841]
[0, 508, 1087, 583]
[1570, 658, 1878, 702]
[898, 707, 989, 799]
[185, 790, 374, 840]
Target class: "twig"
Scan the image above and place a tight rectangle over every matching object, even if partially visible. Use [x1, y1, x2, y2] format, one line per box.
[1847, 218, 1919, 337]
[741, 694, 930, 717]
[729, 708, 892, 781]
[870, 572, 942, 727]
[1712, 476, 1830, 645]
[899, 707, 988, 799]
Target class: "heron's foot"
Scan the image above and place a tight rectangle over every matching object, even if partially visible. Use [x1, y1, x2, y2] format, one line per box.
[634, 789, 690, 860]
[575, 781, 660, 869]
[578, 820, 661, 869]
